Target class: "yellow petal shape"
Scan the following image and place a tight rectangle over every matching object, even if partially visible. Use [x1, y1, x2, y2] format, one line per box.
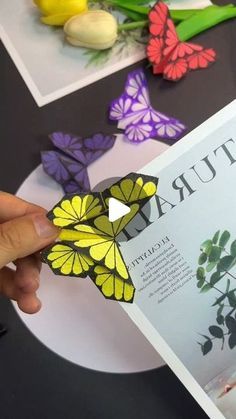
[140, 181, 157, 199]
[41, 13, 75, 25]
[129, 177, 144, 201]
[112, 203, 139, 236]
[90, 240, 113, 263]
[109, 176, 157, 205]
[51, 195, 103, 227]
[93, 266, 135, 302]
[88, 238, 128, 280]
[113, 246, 129, 279]
[34, 0, 87, 26]
[94, 216, 114, 237]
[44, 243, 93, 276]
[123, 282, 135, 302]
[120, 178, 134, 201]
[75, 236, 108, 248]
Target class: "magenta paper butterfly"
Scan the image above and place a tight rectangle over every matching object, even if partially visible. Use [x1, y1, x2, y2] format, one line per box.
[109, 69, 186, 143]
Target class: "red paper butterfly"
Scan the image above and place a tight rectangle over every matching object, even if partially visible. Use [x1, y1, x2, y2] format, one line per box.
[147, 1, 216, 81]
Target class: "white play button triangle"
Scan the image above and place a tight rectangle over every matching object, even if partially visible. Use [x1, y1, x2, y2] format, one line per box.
[108, 198, 131, 222]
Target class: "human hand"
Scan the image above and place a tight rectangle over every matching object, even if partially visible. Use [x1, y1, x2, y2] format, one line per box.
[0, 192, 59, 314]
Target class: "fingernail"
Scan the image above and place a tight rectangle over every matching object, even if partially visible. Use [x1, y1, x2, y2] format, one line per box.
[34, 215, 59, 239]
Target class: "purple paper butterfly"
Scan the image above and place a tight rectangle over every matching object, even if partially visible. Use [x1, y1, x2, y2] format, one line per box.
[41, 132, 115, 193]
[109, 69, 186, 142]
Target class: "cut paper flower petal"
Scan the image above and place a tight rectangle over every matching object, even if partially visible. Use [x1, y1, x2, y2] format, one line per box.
[42, 172, 159, 303]
[109, 69, 186, 143]
[41, 132, 115, 193]
[147, 1, 216, 81]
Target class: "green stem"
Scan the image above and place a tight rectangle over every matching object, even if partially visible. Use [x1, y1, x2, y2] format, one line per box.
[118, 20, 148, 31]
[118, 4, 236, 41]
[176, 5, 236, 42]
[225, 270, 236, 281]
[94, 2, 236, 43]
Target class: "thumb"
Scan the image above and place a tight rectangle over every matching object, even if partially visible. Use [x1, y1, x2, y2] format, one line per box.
[0, 213, 59, 268]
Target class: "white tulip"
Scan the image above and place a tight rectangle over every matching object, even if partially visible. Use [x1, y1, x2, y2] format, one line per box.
[64, 10, 118, 50]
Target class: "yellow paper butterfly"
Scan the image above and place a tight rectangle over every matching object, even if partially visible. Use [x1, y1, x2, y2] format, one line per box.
[42, 173, 158, 303]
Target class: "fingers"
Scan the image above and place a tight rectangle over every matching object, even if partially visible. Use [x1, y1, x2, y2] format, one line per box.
[15, 256, 42, 314]
[0, 213, 59, 268]
[0, 193, 52, 314]
[0, 192, 45, 223]
[17, 293, 41, 315]
[14, 255, 41, 292]
[0, 264, 41, 314]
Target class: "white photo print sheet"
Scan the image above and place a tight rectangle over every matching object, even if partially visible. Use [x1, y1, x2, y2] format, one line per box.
[0, 0, 212, 106]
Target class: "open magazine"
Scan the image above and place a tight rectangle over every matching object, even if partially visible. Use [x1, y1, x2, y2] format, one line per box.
[120, 100, 236, 419]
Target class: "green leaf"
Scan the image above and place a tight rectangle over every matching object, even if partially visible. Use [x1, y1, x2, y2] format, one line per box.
[209, 246, 222, 263]
[229, 333, 236, 349]
[110, 0, 149, 4]
[170, 9, 200, 23]
[210, 272, 221, 286]
[219, 230, 230, 248]
[177, 5, 236, 42]
[200, 284, 212, 293]
[230, 240, 236, 257]
[226, 278, 231, 293]
[198, 252, 207, 265]
[122, 0, 148, 3]
[196, 267, 205, 281]
[212, 294, 227, 306]
[218, 255, 234, 271]
[212, 230, 220, 245]
[217, 304, 224, 317]
[206, 262, 217, 272]
[217, 315, 224, 325]
[197, 277, 205, 289]
[225, 316, 236, 333]
[227, 290, 236, 308]
[200, 240, 212, 256]
[117, 6, 146, 21]
[209, 325, 224, 338]
[202, 340, 213, 355]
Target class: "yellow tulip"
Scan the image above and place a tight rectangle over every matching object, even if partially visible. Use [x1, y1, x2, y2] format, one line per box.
[64, 10, 118, 50]
[33, 0, 88, 26]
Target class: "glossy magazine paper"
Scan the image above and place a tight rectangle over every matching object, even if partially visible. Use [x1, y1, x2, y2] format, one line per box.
[121, 100, 236, 419]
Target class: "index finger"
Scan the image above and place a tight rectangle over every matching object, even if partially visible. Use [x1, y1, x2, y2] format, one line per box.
[0, 192, 46, 222]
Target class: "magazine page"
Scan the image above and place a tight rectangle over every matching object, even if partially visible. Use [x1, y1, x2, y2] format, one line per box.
[121, 100, 236, 419]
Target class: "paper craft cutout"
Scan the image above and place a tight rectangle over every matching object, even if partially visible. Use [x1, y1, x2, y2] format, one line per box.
[41, 132, 116, 193]
[109, 69, 186, 142]
[147, 1, 216, 81]
[42, 173, 158, 303]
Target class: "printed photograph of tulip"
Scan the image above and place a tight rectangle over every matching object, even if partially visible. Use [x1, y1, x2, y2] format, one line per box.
[0, 0, 236, 105]
[64, 10, 118, 50]
[33, 0, 88, 25]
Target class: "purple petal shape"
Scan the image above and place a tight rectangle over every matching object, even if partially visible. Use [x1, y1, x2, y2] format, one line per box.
[109, 69, 186, 142]
[50, 132, 88, 164]
[83, 133, 115, 164]
[42, 132, 115, 193]
[64, 180, 83, 194]
[41, 151, 72, 184]
[66, 162, 90, 192]
[84, 133, 115, 150]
